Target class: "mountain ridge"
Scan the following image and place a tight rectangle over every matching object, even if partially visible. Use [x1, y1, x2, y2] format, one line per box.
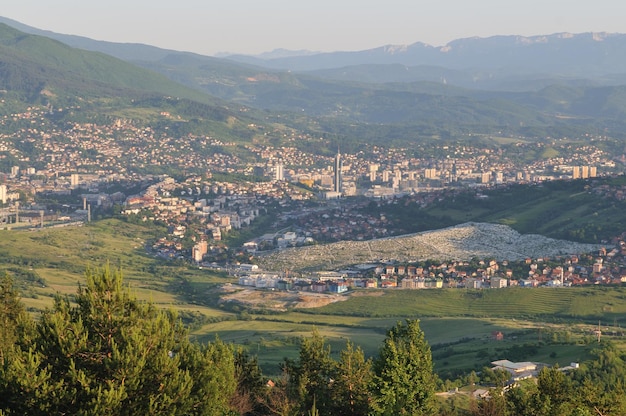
[3, 16, 625, 78]
[224, 32, 626, 74]
[3, 17, 626, 144]
[0, 21, 221, 105]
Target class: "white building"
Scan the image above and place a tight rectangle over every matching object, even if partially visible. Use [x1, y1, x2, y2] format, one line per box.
[274, 163, 284, 181]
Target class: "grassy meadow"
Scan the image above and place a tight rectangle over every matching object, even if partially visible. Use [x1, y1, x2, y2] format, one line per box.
[193, 312, 599, 377]
[302, 287, 626, 321]
[0, 219, 231, 316]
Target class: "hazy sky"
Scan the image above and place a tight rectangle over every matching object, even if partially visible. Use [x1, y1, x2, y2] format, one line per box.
[3, 0, 626, 56]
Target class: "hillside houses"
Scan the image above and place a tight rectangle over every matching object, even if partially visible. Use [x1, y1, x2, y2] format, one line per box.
[243, 245, 626, 295]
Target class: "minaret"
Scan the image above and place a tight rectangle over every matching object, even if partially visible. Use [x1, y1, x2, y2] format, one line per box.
[334, 149, 342, 193]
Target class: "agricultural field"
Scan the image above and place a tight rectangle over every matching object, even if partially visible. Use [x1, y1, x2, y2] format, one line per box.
[191, 286, 625, 376]
[305, 286, 626, 320]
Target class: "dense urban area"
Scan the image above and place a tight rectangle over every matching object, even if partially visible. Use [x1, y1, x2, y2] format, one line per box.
[2, 104, 626, 296]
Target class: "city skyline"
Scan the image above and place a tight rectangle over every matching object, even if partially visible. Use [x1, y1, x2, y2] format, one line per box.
[3, 1, 626, 56]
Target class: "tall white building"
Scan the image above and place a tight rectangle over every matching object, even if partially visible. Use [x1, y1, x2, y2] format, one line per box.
[192, 240, 208, 263]
[71, 173, 80, 188]
[274, 163, 284, 181]
[334, 151, 342, 193]
[424, 168, 437, 179]
[0, 185, 6, 204]
[581, 166, 589, 179]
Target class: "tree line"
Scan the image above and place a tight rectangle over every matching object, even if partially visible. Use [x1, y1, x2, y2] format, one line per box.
[0, 268, 436, 415]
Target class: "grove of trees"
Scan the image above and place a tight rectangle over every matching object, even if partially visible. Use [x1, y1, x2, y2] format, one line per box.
[0, 268, 436, 415]
[0, 267, 236, 415]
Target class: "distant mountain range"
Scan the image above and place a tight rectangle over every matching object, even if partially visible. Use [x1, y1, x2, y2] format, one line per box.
[224, 32, 626, 92]
[4, 16, 626, 88]
[225, 32, 626, 76]
[3, 16, 626, 143]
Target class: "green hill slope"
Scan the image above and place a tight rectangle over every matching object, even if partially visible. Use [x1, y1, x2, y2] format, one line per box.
[373, 177, 626, 244]
[0, 23, 280, 147]
[0, 22, 217, 104]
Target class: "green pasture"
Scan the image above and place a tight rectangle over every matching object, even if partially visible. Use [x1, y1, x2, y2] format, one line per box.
[192, 313, 600, 377]
[0, 219, 231, 319]
[306, 287, 626, 322]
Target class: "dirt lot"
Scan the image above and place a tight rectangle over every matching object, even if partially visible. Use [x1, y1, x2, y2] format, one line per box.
[219, 285, 348, 311]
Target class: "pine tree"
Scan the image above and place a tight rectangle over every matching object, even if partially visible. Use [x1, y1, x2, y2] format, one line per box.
[330, 341, 373, 415]
[0, 266, 236, 416]
[372, 319, 437, 416]
[0, 273, 28, 360]
[232, 349, 267, 415]
[285, 329, 336, 415]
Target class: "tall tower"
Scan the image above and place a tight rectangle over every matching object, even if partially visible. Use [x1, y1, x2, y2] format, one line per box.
[334, 149, 342, 193]
[274, 163, 284, 181]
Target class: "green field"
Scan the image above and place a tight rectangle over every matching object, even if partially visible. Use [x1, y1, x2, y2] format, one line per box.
[302, 287, 626, 321]
[189, 285, 626, 376]
[0, 219, 232, 318]
[192, 312, 599, 377]
[0, 219, 621, 378]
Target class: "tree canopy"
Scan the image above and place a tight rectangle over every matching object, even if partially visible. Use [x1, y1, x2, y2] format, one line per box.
[0, 266, 236, 416]
[372, 319, 437, 415]
[1, 276, 441, 416]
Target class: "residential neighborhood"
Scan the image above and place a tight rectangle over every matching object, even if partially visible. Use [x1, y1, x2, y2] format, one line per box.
[2, 104, 626, 295]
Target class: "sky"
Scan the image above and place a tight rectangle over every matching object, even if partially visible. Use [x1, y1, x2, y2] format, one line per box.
[3, 0, 626, 56]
